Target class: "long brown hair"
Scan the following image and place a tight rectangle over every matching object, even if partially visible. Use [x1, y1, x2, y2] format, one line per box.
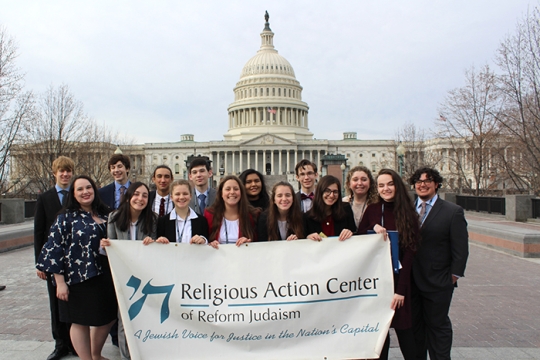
[207, 175, 256, 241]
[345, 166, 378, 205]
[267, 182, 304, 240]
[110, 182, 155, 235]
[308, 175, 346, 222]
[377, 169, 418, 251]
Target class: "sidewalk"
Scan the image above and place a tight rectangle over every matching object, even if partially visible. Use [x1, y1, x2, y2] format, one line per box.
[1, 230, 539, 359]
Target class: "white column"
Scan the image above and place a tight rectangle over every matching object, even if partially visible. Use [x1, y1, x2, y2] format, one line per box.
[247, 150, 251, 169]
[239, 151, 243, 172]
[278, 150, 282, 175]
[255, 150, 259, 172]
[305, 111, 308, 128]
[287, 150, 290, 174]
[271, 150, 275, 175]
[277, 107, 281, 125]
[232, 151, 236, 175]
[224, 152, 228, 175]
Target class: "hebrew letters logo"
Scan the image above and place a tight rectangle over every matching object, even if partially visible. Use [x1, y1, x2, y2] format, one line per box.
[126, 275, 175, 323]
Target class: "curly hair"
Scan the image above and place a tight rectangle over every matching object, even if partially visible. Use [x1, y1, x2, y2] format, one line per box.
[409, 167, 443, 188]
[345, 166, 378, 205]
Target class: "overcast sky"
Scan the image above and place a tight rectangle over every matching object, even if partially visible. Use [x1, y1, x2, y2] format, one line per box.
[1, 1, 534, 144]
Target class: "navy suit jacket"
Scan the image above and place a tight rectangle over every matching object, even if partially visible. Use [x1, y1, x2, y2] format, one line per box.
[98, 182, 116, 211]
[412, 197, 469, 292]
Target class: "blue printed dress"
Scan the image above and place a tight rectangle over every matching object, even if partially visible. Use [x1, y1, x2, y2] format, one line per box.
[37, 210, 117, 326]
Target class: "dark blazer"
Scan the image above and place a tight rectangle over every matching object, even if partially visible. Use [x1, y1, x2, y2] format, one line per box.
[34, 187, 63, 263]
[148, 190, 173, 217]
[412, 197, 469, 292]
[98, 182, 116, 210]
[189, 187, 217, 215]
[296, 191, 315, 213]
[156, 213, 209, 242]
[303, 205, 356, 237]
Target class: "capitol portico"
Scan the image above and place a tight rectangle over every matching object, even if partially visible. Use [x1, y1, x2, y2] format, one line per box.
[139, 14, 394, 187]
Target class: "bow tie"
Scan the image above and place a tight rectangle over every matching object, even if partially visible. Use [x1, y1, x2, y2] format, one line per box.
[301, 193, 314, 200]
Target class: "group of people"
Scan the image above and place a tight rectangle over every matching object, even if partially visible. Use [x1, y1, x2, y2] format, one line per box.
[34, 154, 468, 360]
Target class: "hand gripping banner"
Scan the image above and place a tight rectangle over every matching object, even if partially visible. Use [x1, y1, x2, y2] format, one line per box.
[106, 234, 394, 360]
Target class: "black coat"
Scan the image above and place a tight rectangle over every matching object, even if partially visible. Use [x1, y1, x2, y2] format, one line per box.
[34, 187, 63, 263]
[412, 198, 469, 292]
[156, 213, 209, 243]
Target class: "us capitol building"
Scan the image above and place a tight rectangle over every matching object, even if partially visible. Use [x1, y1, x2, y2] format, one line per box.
[126, 13, 397, 188]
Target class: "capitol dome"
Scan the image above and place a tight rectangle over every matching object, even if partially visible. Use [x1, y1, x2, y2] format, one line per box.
[224, 13, 313, 141]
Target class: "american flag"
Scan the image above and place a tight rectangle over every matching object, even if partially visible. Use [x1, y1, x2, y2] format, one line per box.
[267, 107, 276, 114]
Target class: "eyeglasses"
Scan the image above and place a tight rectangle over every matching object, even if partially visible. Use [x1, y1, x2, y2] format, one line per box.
[298, 171, 316, 178]
[323, 188, 340, 196]
[415, 179, 434, 186]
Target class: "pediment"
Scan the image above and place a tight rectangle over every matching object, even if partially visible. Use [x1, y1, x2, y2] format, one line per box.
[240, 133, 296, 146]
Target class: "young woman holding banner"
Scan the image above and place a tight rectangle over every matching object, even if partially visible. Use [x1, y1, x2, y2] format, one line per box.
[304, 175, 356, 241]
[204, 175, 258, 248]
[155, 179, 209, 244]
[357, 168, 419, 360]
[257, 181, 304, 241]
[100, 181, 157, 360]
[342, 165, 378, 228]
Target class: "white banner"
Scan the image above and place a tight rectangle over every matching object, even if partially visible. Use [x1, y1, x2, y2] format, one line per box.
[106, 234, 394, 360]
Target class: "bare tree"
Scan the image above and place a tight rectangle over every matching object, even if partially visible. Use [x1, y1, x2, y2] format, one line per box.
[12, 84, 120, 195]
[495, 6, 540, 194]
[437, 65, 504, 195]
[394, 122, 444, 180]
[0, 26, 33, 194]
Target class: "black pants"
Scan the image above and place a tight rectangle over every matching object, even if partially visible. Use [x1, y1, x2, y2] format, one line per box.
[378, 328, 416, 360]
[46, 275, 72, 350]
[412, 282, 454, 360]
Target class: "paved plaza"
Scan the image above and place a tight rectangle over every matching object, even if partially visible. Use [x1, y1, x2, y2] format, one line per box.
[1, 236, 539, 359]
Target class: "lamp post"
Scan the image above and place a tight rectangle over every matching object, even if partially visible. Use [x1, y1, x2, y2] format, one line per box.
[396, 142, 405, 178]
[340, 162, 347, 197]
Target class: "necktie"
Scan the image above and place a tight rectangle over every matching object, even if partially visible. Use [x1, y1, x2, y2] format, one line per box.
[159, 197, 166, 217]
[198, 194, 207, 214]
[419, 202, 427, 223]
[120, 186, 126, 197]
[60, 190, 68, 206]
[301, 192, 314, 200]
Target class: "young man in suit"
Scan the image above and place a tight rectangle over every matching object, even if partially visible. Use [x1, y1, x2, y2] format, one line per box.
[188, 157, 216, 215]
[148, 165, 174, 217]
[34, 156, 76, 360]
[99, 154, 131, 210]
[294, 159, 318, 213]
[409, 167, 469, 360]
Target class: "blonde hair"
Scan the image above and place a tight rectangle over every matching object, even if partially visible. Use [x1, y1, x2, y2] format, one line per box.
[52, 156, 75, 173]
